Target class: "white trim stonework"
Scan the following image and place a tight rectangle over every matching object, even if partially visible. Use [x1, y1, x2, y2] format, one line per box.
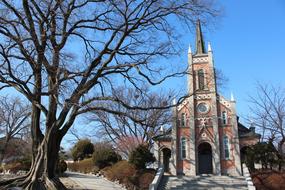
[242, 164, 256, 190]
[149, 166, 164, 190]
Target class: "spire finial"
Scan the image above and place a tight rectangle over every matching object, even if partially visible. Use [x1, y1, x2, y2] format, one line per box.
[160, 125, 164, 133]
[231, 92, 235, 101]
[188, 44, 192, 54]
[208, 42, 212, 52]
[172, 98, 176, 105]
[195, 19, 205, 54]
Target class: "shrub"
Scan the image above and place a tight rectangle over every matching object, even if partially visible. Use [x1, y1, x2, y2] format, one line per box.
[102, 161, 136, 189]
[244, 146, 256, 172]
[0, 157, 67, 174]
[104, 160, 136, 181]
[59, 146, 69, 160]
[3, 162, 23, 173]
[56, 160, 67, 174]
[252, 169, 285, 190]
[67, 158, 99, 174]
[18, 156, 32, 171]
[129, 144, 155, 169]
[92, 143, 121, 169]
[245, 141, 281, 172]
[254, 142, 278, 169]
[71, 139, 94, 161]
[102, 161, 155, 190]
[3, 156, 32, 173]
[137, 170, 156, 190]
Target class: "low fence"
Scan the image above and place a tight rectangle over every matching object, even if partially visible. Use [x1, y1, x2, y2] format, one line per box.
[149, 165, 164, 190]
[242, 164, 256, 190]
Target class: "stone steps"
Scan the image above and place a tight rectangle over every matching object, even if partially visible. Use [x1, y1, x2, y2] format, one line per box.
[158, 175, 248, 190]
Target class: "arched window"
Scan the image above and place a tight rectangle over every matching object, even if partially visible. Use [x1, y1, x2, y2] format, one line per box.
[222, 111, 227, 125]
[181, 137, 187, 159]
[181, 113, 186, 127]
[223, 136, 230, 159]
[198, 69, 205, 90]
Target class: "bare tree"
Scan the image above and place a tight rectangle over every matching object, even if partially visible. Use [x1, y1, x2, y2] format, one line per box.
[249, 83, 285, 158]
[215, 68, 229, 93]
[67, 126, 86, 142]
[0, 96, 30, 165]
[0, 1, 219, 189]
[90, 87, 172, 158]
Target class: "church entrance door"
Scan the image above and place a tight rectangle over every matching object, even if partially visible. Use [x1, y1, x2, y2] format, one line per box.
[162, 148, 171, 172]
[198, 142, 213, 174]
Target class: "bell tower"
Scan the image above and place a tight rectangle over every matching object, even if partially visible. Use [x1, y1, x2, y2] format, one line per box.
[153, 20, 247, 177]
[187, 20, 221, 175]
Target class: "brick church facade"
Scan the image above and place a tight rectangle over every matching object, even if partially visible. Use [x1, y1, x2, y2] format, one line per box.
[153, 21, 260, 176]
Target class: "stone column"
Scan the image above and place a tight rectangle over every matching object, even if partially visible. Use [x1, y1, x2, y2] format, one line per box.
[153, 141, 160, 168]
[211, 104, 221, 175]
[169, 99, 177, 175]
[208, 46, 221, 175]
[187, 46, 196, 175]
[230, 99, 242, 176]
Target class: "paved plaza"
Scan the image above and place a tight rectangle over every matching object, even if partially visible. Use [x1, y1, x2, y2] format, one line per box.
[66, 172, 125, 190]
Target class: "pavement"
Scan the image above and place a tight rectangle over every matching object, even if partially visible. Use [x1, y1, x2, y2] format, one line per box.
[65, 171, 126, 190]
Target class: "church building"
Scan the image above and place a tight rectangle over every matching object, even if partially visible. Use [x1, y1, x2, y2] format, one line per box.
[153, 21, 260, 176]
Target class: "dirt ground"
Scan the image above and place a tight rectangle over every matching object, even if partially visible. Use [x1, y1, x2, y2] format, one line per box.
[251, 170, 285, 190]
[0, 174, 82, 190]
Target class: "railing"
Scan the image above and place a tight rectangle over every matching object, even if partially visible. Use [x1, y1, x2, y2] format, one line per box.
[149, 165, 164, 190]
[242, 164, 256, 190]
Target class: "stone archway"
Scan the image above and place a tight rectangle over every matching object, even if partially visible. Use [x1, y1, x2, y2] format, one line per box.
[162, 148, 171, 172]
[198, 142, 213, 174]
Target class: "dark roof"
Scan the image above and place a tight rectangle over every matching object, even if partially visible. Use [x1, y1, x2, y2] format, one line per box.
[152, 128, 172, 141]
[238, 122, 261, 139]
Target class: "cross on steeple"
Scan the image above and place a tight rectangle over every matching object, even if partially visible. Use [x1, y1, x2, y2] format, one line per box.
[195, 19, 205, 54]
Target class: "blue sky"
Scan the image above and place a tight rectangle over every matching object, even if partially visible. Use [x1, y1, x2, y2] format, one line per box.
[206, 0, 285, 120]
[166, 0, 285, 122]
[161, 0, 285, 120]
[62, 0, 285, 147]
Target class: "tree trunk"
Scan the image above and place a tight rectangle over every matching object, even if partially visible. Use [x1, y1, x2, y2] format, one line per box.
[0, 152, 4, 166]
[30, 103, 44, 165]
[278, 138, 285, 171]
[31, 64, 44, 166]
[0, 128, 66, 190]
[0, 140, 7, 165]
